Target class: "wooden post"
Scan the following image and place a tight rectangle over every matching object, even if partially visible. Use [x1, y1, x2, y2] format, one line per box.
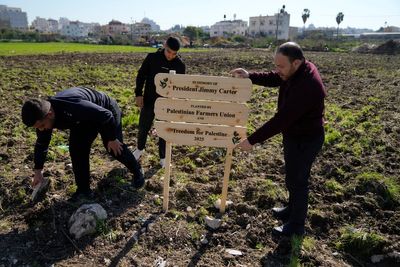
[220, 147, 233, 213]
[162, 141, 172, 211]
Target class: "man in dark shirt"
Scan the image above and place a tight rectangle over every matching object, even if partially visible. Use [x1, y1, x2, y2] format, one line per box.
[231, 42, 326, 237]
[134, 36, 186, 167]
[21, 87, 145, 201]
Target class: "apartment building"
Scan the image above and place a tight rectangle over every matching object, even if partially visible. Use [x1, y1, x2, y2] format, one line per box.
[0, 5, 28, 30]
[249, 11, 290, 40]
[210, 19, 248, 37]
[32, 17, 59, 34]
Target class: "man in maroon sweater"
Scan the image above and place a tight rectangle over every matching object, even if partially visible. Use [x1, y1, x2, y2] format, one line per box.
[230, 42, 326, 237]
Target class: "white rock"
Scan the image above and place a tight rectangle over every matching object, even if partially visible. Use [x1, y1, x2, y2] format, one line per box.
[214, 199, 233, 209]
[371, 255, 385, 263]
[31, 178, 50, 202]
[104, 258, 111, 265]
[154, 256, 167, 267]
[69, 203, 107, 239]
[388, 251, 400, 259]
[205, 216, 222, 230]
[225, 249, 243, 256]
[200, 236, 208, 245]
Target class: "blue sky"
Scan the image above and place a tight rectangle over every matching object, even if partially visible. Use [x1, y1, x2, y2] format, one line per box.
[1, 0, 399, 30]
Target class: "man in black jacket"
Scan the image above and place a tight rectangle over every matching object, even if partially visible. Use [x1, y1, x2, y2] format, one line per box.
[22, 87, 144, 201]
[134, 36, 186, 167]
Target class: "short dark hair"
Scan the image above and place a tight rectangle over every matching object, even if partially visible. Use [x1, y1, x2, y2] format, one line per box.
[166, 36, 180, 51]
[276, 42, 304, 62]
[21, 99, 50, 127]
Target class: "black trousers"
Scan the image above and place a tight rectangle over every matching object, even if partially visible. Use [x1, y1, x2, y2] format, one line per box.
[137, 104, 166, 159]
[283, 131, 324, 227]
[69, 100, 142, 192]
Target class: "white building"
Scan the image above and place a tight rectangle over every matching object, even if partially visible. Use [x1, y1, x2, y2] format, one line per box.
[210, 19, 248, 37]
[0, 5, 28, 30]
[32, 17, 59, 34]
[32, 17, 48, 32]
[132, 22, 152, 38]
[58, 17, 70, 30]
[249, 11, 290, 40]
[60, 20, 99, 38]
[47, 19, 59, 33]
[61, 21, 89, 37]
[141, 17, 160, 32]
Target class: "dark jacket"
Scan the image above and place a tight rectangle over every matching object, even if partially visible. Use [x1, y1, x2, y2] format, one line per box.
[247, 60, 326, 145]
[135, 48, 186, 106]
[34, 87, 118, 169]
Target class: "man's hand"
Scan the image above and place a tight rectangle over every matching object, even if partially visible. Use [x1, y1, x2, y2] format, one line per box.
[135, 96, 144, 108]
[229, 68, 249, 78]
[32, 169, 44, 187]
[236, 138, 253, 152]
[107, 139, 123, 156]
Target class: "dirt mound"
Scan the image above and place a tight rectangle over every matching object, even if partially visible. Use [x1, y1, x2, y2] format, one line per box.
[353, 40, 400, 54]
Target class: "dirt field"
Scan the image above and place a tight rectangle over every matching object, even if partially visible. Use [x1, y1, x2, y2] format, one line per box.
[0, 49, 399, 266]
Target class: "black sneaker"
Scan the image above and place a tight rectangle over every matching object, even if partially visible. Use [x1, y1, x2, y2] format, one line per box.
[132, 168, 145, 189]
[272, 206, 291, 222]
[69, 189, 95, 202]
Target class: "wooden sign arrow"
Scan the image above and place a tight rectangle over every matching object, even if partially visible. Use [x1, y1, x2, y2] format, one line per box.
[155, 98, 249, 126]
[155, 73, 252, 102]
[154, 121, 246, 148]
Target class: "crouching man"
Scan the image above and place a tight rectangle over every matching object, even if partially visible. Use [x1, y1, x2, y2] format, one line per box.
[22, 87, 144, 201]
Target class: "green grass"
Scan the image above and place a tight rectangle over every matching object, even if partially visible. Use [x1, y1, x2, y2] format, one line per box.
[0, 42, 209, 56]
[335, 226, 387, 260]
[356, 172, 400, 204]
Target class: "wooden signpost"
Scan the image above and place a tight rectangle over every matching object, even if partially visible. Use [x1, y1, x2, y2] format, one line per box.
[154, 72, 251, 213]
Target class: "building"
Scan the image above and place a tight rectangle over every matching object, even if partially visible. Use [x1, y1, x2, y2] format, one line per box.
[249, 11, 290, 40]
[47, 19, 59, 33]
[289, 26, 300, 40]
[58, 17, 70, 30]
[210, 19, 248, 37]
[32, 17, 59, 34]
[32, 17, 49, 32]
[141, 17, 160, 32]
[132, 22, 152, 39]
[102, 20, 130, 36]
[0, 5, 28, 30]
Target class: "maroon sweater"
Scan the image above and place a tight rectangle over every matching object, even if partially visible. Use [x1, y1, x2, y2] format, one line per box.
[247, 60, 326, 145]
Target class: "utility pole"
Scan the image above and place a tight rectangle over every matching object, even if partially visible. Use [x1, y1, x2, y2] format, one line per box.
[275, 5, 285, 42]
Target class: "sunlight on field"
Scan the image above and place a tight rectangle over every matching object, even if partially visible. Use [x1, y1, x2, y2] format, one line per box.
[0, 42, 205, 56]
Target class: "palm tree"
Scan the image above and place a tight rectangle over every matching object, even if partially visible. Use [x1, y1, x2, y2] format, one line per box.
[336, 12, 344, 39]
[302, 9, 310, 36]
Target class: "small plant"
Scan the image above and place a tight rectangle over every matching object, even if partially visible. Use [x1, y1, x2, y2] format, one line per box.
[122, 111, 140, 127]
[325, 179, 345, 196]
[0, 219, 11, 231]
[207, 194, 220, 207]
[96, 219, 118, 242]
[169, 209, 185, 220]
[356, 172, 400, 205]
[302, 236, 316, 253]
[255, 243, 264, 250]
[260, 179, 286, 201]
[197, 207, 209, 223]
[288, 235, 304, 267]
[324, 127, 341, 145]
[335, 226, 387, 260]
[67, 184, 77, 195]
[154, 197, 162, 206]
[187, 222, 202, 241]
